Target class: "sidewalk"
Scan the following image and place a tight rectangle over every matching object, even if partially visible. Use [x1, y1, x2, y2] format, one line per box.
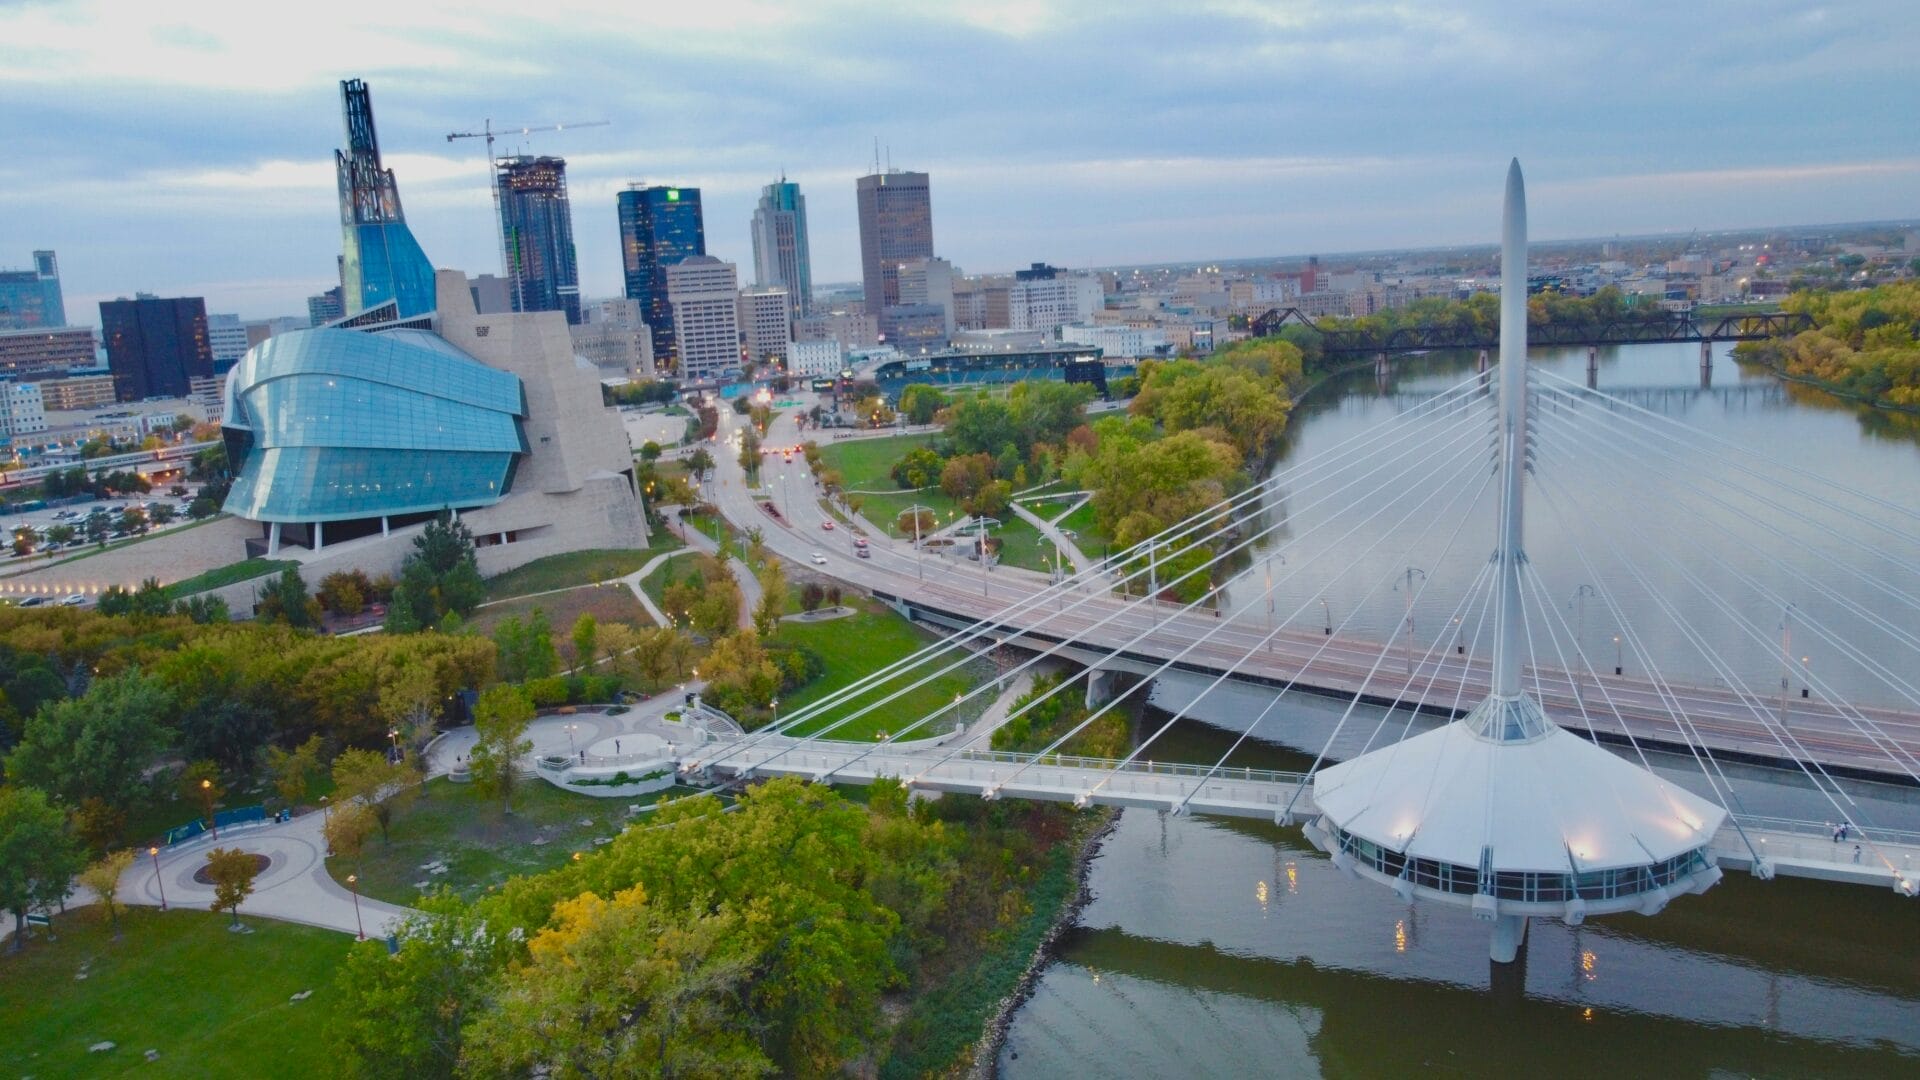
[1010, 499, 1100, 579]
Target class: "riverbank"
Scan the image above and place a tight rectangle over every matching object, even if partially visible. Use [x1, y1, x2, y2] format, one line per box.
[1732, 350, 1920, 417]
[960, 808, 1119, 1080]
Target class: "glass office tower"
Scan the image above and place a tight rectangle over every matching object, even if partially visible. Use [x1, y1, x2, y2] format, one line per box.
[618, 184, 705, 368]
[750, 179, 813, 317]
[498, 155, 582, 324]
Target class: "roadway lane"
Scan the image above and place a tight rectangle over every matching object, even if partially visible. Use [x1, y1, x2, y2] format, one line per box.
[702, 395, 1920, 780]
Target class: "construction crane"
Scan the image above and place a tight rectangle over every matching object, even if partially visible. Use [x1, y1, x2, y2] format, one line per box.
[447, 118, 610, 280]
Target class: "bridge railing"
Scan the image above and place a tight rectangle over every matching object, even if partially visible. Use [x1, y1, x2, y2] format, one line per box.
[952, 747, 1307, 786]
[1731, 814, 1920, 848]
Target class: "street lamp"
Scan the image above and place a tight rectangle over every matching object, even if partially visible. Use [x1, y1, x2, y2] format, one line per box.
[149, 846, 166, 911]
[770, 699, 779, 726]
[564, 723, 577, 755]
[346, 873, 365, 940]
[1320, 597, 1332, 636]
[1393, 567, 1427, 678]
[1801, 655, 1812, 699]
[1613, 634, 1623, 676]
[201, 778, 218, 840]
[387, 727, 401, 762]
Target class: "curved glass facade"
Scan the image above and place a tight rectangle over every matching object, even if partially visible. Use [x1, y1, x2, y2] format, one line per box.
[221, 328, 525, 523]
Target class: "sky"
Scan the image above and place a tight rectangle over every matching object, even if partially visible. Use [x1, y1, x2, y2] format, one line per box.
[2, 0, 1917, 324]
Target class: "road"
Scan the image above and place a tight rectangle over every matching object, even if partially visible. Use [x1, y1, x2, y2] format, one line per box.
[700, 393, 1920, 781]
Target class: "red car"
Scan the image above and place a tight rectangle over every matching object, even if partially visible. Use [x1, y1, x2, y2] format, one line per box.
[821, 520, 835, 530]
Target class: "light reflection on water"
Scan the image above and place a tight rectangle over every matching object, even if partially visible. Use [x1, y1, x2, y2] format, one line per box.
[1000, 346, 1920, 1076]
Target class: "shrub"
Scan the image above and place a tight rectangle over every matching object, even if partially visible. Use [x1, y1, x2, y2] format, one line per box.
[525, 676, 570, 708]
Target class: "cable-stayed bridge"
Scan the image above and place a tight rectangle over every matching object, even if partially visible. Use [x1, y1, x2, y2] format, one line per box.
[674, 162, 1919, 963]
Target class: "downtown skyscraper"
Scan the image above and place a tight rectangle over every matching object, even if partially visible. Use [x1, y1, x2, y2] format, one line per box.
[618, 184, 706, 370]
[749, 178, 813, 317]
[497, 155, 583, 324]
[855, 170, 933, 318]
[0, 250, 66, 329]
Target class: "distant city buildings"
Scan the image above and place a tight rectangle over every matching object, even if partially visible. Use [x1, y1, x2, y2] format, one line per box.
[0, 250, 66, 330]
[307, 286, 345, 326]
[0, 380, 47, 443]
[737, 287, 792, 370]
[569, 297, 655, 380]
[205, 313, 250, 372]
[881, 303, 949, 353]
[787, 339, 843, 377]
[750, 179, 813, 317]
[855, 170, 933, 318]
[0, 326, 95, 380]
[794, 309, 879, 349]
[100, 294, 213, 402]
[1060, 323, 1167, 360]
[1009, 272, 1104, 331]
[619, 184, 706, 371]
[897, 257, 956, 337]
[665, 255, 740, 383]
[497, 155, 582, 324]
[335, 79, 436, 321]
[35, 373, 116, 411]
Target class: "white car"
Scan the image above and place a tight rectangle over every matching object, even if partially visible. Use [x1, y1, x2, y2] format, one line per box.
[810, 552, 828, 565]
[60, 593, 87, 606]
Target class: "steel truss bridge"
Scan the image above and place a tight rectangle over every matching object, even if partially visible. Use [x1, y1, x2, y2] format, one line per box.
[1250, 306, 1813, 355]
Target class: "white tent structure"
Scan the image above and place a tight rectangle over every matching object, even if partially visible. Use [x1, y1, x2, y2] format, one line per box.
[1302, 161, 1726, 963]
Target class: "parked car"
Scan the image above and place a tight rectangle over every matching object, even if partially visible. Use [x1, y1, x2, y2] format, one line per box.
[60, 593, 88, 606]
[20, 595, 49, 607]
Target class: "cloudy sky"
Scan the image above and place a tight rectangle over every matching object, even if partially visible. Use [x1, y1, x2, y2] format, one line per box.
[3, 0, 1916, 324]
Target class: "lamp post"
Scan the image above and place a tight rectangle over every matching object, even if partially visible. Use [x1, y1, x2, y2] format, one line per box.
[346, 873, 365, 940]
[770, 699, 778, 727]
[1394, 567, 1426, 678]
[1320, 597, 1332, 636]
[1568, 584, 1597, 697]
[387, 727, 401, 763]
[320, 795, 332, 855]
[201, 778, 218, 840]
[1778, 603, 1796, 727]
[1801, 655, 1812, 699]
[564, 723, 577, 755]
[149, 846, 166, 911]
[1613, 634, 1622, 676]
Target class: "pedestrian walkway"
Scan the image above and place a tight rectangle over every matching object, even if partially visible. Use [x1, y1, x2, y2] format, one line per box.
[1010, 500, 1100, 580]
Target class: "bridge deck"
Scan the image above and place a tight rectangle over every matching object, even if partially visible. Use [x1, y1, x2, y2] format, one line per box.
[887, 581, 1920, 782]
[688, 737, 1920, 894]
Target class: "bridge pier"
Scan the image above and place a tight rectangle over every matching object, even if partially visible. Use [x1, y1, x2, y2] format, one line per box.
[1700, 340, 1714, 388]
[1489, 913, 1529, 964]
[1374, 352, 1390, 394]
[1586, 345, 1599, 389]
[1476, 348, 1489, 376]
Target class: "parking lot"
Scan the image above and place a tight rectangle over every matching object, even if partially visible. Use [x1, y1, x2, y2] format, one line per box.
[3, 490, 205, 571]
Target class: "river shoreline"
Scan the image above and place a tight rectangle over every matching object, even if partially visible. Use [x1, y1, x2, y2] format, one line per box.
[963, 808, 1119, 1079]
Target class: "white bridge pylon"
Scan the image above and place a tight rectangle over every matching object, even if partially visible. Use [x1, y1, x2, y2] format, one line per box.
[1304, 161, 1723, 963]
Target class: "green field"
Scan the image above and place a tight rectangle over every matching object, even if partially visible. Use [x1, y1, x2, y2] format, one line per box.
[161, 557, 295, 600]
[0, 907, 350, 1079]
[814, 431, 938, 490]
[324, 776, 673, 907]
[483, 538, 682, 602]
[991, 514, 1062, 574]
[772, 604, 990, 741]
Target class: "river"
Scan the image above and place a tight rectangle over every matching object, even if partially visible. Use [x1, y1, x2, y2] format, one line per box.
[998, 344, 1920, 1076]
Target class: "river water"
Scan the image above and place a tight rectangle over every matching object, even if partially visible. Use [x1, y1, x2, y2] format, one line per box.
[998, 345, 1920, 1076]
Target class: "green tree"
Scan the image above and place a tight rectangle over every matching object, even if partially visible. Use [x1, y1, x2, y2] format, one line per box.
[176, 593, 230, 623]
[569, 613, 599, 673]
[387, 513, 485, 632]
[470, 684, 534, 813]
[267, 734, 325, 810]
[324, 800, 377, 866]
[149, 503, 178, 526]
[255, 564, 321, 628]
[946, 395, 1019, 458]
[686, 446, 715, 479]
[318, 570, 373, 617]
[43, 523, 76, 547]
[330, 899, 492, 1079]
[463, 887, 772, 1079]
[493, 612, 559, 682]
[204, 846, 260, 928]
[6, 669, 172, 815]
[332, 747, 418, 844]
[78, 848, 135, 940]
[897, 383, 949, 426]
[0, 786, 84, 951]
[84, 513, 111, 546]
[11, 524, 37, 556]
[753, 561, 787, 636]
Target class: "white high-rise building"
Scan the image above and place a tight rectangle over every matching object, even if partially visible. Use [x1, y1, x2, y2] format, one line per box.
[749, 179, 812, 317]
[570, 297, 656, 380]
[788, 339, 843, 377]
[737, 287, 792, 370]
[1009, 274, 1104, 332]
[665, 256, 741, 383]
[0, 379, 47, 439]
[897, 257, 956, 336]
[206, 313, 250, 370]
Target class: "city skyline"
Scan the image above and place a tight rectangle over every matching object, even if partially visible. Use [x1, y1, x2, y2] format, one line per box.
[4, 1, 1917, 323]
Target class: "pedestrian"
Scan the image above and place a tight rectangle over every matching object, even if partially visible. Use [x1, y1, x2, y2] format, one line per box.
[1853, 844, 1862, 864]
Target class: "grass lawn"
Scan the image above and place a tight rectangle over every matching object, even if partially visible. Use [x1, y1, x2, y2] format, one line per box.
[639, 550, 724, 626]
[161, 557, 294, 600]
[483, 538, 682, 602]
[991, 514, 1061, 574]
[470, 586, 653, 640]
[326, 776, 698, 906]
[851, 488, 962, 538]
[772, 603, 991, 741]
[0, 907, 351, 1079]
[814, 431, 938, 490]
